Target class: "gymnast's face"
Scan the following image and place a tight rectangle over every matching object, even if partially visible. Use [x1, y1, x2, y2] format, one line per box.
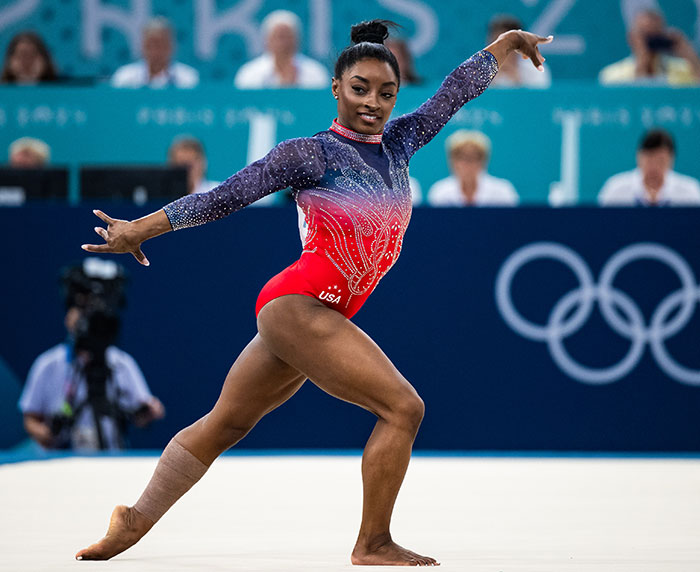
[332, 58, 398, 135]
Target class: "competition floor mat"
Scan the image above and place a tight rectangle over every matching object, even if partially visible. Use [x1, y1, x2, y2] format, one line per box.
[1, 454, 699, 571]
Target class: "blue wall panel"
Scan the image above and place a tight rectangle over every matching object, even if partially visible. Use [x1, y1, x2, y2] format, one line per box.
[2, 206, 699, 451]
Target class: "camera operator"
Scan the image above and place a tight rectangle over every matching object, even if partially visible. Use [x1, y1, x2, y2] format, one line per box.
[599, 8, 700, 86]
[18, 258, 164, 451]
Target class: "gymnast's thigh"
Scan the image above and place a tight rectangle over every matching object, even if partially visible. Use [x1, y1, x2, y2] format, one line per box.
[256, 295, 420, 421]
[208, 334, 307, 427]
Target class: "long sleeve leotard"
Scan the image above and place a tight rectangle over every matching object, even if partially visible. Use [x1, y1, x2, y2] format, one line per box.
[163, 50, 498, 317]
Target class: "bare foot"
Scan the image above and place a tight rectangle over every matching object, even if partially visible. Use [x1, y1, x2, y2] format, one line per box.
[75, 505, 154, 560]
[352, 537, 439, 566]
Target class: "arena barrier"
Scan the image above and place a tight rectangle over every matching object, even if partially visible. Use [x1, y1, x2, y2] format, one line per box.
[2, 206, 699, 451]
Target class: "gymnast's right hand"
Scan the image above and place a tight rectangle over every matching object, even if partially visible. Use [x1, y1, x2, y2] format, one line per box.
[82, 209, 151, 266]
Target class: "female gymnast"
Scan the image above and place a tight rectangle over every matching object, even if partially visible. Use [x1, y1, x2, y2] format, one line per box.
[77, 20, 551, 566]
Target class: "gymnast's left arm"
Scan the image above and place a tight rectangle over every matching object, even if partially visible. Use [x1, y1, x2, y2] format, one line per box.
[386, 30, 552, 159]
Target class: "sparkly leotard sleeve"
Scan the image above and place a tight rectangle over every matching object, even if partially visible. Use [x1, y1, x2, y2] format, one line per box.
[163, 138, 326, 230]
[383, 50, 497, 160]
[161, 50, 498, 318]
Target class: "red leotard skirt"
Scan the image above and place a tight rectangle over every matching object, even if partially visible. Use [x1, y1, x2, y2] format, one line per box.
[255, 251, 371, 319]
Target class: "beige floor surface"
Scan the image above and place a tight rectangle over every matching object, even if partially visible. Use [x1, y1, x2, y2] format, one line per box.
[1, 455, 699, 571]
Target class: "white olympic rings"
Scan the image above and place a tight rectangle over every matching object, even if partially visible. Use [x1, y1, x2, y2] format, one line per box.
[495, 242, 700, 386]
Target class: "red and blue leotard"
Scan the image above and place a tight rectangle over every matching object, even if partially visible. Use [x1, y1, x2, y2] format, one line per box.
[162, 51, 498, 318]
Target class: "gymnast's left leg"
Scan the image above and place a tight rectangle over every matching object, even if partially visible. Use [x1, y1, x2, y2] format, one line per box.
[75, 334, 306, 560]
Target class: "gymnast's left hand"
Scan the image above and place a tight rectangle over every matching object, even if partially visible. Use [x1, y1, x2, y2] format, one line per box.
[486, 30, 553, 73]
[507, 30, 552, 71]
[81, 209, 151, 266]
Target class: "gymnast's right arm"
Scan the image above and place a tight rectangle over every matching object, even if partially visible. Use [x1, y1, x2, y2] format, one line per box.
[81, 138, 326, 265]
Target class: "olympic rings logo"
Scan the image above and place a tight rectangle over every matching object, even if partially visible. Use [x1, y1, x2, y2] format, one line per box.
[495, 242, 700, 386]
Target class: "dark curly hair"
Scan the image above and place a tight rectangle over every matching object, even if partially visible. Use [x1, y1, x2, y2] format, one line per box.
[334, 20, 401, 87]
[1, 31, 58, 83]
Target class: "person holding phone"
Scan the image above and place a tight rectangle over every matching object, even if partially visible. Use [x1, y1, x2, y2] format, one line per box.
[599, 9, 700, 86]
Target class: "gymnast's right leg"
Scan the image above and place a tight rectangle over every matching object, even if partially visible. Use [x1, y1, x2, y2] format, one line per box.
[75, 334, 306, 561]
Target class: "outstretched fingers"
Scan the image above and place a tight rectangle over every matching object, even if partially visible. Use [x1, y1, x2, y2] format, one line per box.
[81, 209, 150, 265]
[82, 211, 115, 253]
[81, 243, 112, 253]
[131, 247, 150, 266]
[530, 34, 553, 71]
[521, 45, 544, 71]
[94, 226, 108, 240]
[93, 209, 116, 225]
[81, 225, 114, 253]
[80, 241, 150, 266]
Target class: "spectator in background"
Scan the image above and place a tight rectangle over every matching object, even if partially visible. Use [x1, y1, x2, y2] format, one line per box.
[19, 259, 165, 451]
[385, 37, 422, 85]
[408, 177, 423, 205]
[111, 17, 199, 88]
[234, 10, 329, 89]
[1, 31, 58, 84]
[427, 130, 518, 207]
[598, 128, 700, 206]
[8, 137, 50, 167]
[167, 136, 219, 195]
[599, 9, 700, 86]
[487, 15, 551, 88]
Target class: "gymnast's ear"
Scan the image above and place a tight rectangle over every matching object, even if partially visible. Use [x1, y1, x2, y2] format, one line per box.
[331, 77, 339, 100]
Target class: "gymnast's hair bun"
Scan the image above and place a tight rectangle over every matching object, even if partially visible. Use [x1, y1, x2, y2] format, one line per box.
[350, 20, 393, 45]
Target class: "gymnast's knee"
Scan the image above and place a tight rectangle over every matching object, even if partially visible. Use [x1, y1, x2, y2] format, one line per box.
[387, 391, 425, 435]
[202, 415, 255, 449]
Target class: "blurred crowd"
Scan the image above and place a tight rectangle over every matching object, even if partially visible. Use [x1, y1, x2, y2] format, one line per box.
[4, 9, 699, 89]
[2, 7, 700, 207]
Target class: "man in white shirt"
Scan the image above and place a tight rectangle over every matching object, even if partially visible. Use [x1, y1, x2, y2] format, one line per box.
[427, 130, 519, 207]
[18, 259, 165, 451]
[234, 10, 329, 89]
[111, 17, 199, 89]
[599, 129, 700, 206]
[167, 136, 219, 195]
